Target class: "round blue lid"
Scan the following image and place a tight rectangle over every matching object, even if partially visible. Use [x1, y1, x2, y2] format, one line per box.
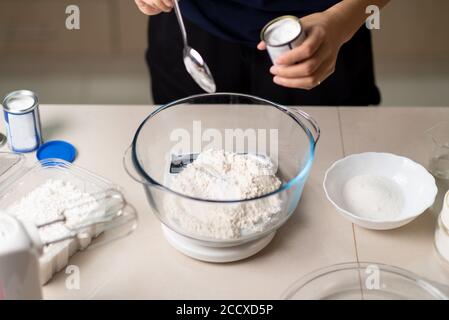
[36, 140, 77, 163]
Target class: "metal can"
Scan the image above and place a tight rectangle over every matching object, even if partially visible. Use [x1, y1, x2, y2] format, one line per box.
[260, 15, 306, 65]
[1, 90, 43, 153]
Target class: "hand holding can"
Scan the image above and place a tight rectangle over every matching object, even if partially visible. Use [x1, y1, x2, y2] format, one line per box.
[259, 11, 346, 90]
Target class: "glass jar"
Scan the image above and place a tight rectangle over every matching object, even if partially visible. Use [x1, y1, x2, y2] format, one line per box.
[435, 191, 449, 264]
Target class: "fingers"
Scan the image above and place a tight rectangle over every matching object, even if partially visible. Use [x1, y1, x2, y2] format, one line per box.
[270, 46, 328, 79]
[152, 0, 174, 12]
[276, 25, 325, 65]
[257, 41, 266, 50]
[273, 57, 335, 90]
[137, 0, 173, 14]
[149, 0, 173, 12]
[135, 0, 162, 15]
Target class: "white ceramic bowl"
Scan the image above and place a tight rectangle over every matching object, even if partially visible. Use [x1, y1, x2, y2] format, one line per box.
[323, 153, 437, 230]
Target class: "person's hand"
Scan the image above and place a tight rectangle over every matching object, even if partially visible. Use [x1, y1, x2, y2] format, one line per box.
[258, 11, 347, 90]
[135, 0, 174, 16]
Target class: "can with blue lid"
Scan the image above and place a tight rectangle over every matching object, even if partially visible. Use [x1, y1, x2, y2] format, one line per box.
[2, 90, 43, 153]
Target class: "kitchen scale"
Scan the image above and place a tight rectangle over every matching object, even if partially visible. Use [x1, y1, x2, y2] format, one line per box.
[162, 153, 277, 263]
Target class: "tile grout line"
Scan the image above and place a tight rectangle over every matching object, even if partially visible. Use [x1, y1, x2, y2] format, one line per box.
[337, 107, 360, 262]
[337, 107, 364, 299]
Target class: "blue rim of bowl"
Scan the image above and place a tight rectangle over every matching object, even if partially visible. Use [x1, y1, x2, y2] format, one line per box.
[131, 92, 317, 204]
[323, 152, 438, 224]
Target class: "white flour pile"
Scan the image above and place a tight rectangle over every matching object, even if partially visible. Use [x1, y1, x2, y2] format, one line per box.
[165, 149, 283, 239]
[6, 179, 99, 248]
[342, 175, 404, 220]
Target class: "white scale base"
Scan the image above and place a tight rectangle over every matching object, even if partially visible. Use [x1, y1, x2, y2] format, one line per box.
[161, 224, 275, 263]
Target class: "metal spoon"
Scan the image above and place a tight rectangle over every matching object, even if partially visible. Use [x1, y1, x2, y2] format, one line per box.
[173, 0, 216, 93]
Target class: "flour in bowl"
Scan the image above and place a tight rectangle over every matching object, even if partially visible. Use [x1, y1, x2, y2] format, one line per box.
[165, 149, 283, 239]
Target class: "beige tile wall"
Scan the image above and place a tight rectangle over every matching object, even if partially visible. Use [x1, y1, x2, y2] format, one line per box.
[2, 0, 448, 59]
[0, 0, 147, 57]
[0, 0, 448, 105]
[372, 0, 449, 60]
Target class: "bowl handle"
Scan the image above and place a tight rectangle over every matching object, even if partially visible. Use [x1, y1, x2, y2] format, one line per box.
[286, 107, 320, 144]
[123, 145, 148, 184]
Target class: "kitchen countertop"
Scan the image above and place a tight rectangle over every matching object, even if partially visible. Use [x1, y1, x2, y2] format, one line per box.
[1, 105, 449, 299]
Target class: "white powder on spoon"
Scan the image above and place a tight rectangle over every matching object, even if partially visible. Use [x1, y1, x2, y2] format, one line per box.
[342, 174, 404, 220]
[165, 149, 283, 240]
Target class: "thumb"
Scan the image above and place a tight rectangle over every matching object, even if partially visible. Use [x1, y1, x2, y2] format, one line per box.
[257, 41, 267, 50]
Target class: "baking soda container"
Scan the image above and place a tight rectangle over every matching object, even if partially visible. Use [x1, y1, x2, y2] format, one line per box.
[435, 190, 449, 264]
[2, 90, 43, 153]
[261, 15, 306, 65]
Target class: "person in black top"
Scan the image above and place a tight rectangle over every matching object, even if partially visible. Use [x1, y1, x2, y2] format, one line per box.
[135, 0, 390, 106]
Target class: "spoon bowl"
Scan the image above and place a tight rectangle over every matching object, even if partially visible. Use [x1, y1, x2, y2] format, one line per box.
[183, 47, 216, 93]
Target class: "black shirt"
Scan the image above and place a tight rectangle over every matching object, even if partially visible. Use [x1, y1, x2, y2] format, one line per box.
[180, 0, 341, 46]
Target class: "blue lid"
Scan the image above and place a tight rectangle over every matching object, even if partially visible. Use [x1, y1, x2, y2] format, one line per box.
[36, 140, 77, 163]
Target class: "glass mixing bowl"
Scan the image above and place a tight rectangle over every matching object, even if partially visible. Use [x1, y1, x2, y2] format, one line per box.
[283, 262, 449, 300]
[125, 93, 319, 246]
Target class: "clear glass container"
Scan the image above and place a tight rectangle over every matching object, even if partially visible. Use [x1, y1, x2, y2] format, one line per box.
[125, 93, 320, 246]
[427, 122, 449, 216]
[427, 122, 449, 180]
[283, 262, 449, 300]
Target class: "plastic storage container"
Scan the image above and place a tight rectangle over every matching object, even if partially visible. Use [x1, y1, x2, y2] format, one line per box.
[0, 153, 127, 284]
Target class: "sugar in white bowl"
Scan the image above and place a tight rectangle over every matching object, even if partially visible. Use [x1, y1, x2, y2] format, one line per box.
[342, 174, 404, 221]
[324, 152, 437, 230]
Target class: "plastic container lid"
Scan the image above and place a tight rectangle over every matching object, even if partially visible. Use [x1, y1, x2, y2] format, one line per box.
[36, 140, 77, 163]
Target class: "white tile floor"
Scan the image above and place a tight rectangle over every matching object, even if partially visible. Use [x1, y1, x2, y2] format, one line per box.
[1, 55, 449, 106]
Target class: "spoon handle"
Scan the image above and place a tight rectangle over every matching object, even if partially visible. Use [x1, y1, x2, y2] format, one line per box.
[173, 0, 189, 47]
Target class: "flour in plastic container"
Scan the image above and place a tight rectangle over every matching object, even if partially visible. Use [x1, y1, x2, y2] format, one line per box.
[5, 179, 99, 247]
